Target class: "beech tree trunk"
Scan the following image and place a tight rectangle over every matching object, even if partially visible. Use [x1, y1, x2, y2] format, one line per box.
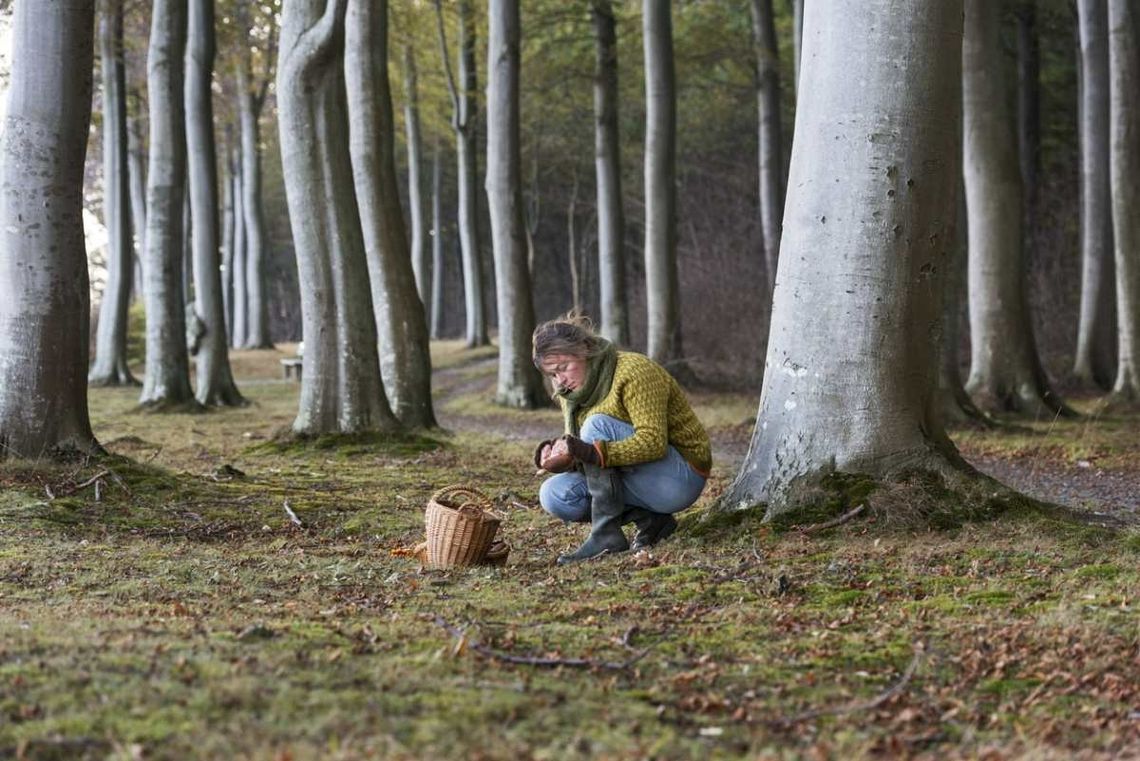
[127, 107, 148, 300]
[430, 140, 446, 340]
[403, 44, 432, 321]
[221, 146, 235, 344]
[230, 153, 248, 349]
[591, 0, 629, 346]
[1106, 0, 1140, 401]
[750, 0, 785, 290]
[643, 0, 682, 365]
[187, 0, 244, 407]
[717, 0, 967, 517]
[140, 0, 195, 408]
[237, 59, 272, 349]
[1016, 1, 1041, 268]
[346, 0, 437, 428]
[435, 0, 488, 348]
[0, 0, 100, 459]
[791, 0, 804, 93]
[962, 0, 1069, 417]
[90, 0, 138, 387]
[278, 0, 398, 435]
[485, 0, 545, 408]
[1074, 0, 1118, 389]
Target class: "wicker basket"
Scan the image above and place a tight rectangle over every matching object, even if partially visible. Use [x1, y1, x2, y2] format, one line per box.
[424, 485, 502, 569]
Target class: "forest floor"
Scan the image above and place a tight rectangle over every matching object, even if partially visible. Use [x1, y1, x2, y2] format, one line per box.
[2, 342, 1139, 760]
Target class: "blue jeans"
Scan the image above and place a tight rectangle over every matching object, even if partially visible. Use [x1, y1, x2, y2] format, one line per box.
[539, 414, 707, 523]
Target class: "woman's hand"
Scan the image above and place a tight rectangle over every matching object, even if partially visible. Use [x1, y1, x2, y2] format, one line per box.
[535, 438, 575, 473]
[559, 435, 601, 466]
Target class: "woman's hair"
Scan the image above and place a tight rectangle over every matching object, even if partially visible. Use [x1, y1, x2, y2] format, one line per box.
[532, 310, 606, 367]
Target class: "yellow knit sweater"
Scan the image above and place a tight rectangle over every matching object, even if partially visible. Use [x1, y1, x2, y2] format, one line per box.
[563, 351, 712, 476]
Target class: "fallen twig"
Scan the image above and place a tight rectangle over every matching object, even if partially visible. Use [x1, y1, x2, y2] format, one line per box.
[776, 644, 924, 726]
[433, 615, 649, 671]
[799, 503, 866, 535]
[45, 469, 110, 500]
[283, 500, 304, 528]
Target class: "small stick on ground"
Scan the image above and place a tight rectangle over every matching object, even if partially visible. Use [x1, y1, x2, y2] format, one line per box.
[776, 644, 924, 726]
[799, 503, 866, 535]
[433, 616, 649, 671]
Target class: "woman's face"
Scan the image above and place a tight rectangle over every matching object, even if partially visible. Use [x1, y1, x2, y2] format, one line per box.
[539, 353, 588, 393]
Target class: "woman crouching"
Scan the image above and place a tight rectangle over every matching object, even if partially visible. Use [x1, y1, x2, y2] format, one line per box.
[532, 313, 711, 564]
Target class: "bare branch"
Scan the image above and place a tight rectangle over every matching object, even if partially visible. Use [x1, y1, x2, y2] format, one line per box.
[432, 0, 461, 127]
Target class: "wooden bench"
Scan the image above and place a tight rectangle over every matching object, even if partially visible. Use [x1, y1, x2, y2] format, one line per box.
[280, 357, 303, 380]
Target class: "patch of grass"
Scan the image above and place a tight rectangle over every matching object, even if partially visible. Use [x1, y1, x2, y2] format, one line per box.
[2, 348, 1139, 760]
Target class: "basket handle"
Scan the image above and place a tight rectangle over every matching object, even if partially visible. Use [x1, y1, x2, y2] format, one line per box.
[432, 484, 490, 508]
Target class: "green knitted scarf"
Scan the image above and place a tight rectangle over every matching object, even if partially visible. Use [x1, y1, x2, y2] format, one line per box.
[557, 340, 618, 437]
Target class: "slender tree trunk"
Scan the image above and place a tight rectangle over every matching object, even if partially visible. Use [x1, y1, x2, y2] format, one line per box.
[278, 0, 398, 435]
[750, 0, 785, 291]
[1074, 0, 1117, 389]
[591, 0, 629, 346]
[717, 0, 968, 517]
[485, 0, 544, 408]
[182, 190, 193, 306]
[404, 44, 432, 321]
[0, 0, 100, 459]
[346, 0, 437, 428]
[1106, 0, 1140, 402]
[791, 0, 804, 94]
[1016, 1, 1041, 270]
[221, 143, 236, 345]
[186, 0, 244, 406]
[962, 0, 1070, 417]
[237, 61, 273, 349]
[127, 106, 148, 301]
[642, 0, 682, 365]
[937, 187, 990, 425]
[91, 0, 138, 387]
[140, 0, 195, 408]
[430, 139, 446, 340]
[231, 153, 248, 350]
[567, 168, 581, 312]
[435, 0, 488, 348]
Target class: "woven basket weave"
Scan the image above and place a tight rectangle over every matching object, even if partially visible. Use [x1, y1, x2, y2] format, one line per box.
[424, 485, 501, 569]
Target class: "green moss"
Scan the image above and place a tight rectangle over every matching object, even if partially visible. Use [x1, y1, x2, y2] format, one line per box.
[1074, 563, 1121, 580]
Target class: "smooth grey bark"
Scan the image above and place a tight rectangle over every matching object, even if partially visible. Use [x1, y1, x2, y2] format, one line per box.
[403, 44, 431, 321]
[642, 0, 682, 365]
[230, 152, 248, 349]
[567, 169, 582, 313]
[430, 139, 446, 340]
[90, 0, 138, 387]
[278, 0, 398, 435]
[485, 0, 545, 408]
[140, 0, 195, 408]
[346, 0, 437, 428]
[236, 58, 273, 349]
[1074, 0, 1117, 389]
[221, 145, 235, 344]
[962, 0, 1070, 417]
[717, 0, 968, 517]
[435, 0, 489, 347]
[186, 0, 244, 407]
[0, 0, 100, 459]
[1106, 0, 1140, 402]
[937, 188, 990, 425]
[591, 0, 629, 346]
[1016, 0, 1041, 268]
[127, 106, 147, 299]
[750, 0, 785, 290]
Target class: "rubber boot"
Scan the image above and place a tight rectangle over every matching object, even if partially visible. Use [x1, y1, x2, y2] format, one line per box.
[624, 507, 677, 551]
[557, 464, 629, 564]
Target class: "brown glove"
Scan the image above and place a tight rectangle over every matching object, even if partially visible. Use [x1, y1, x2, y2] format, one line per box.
[560, 434, 601, 466]
[533, 439, 556, 469]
